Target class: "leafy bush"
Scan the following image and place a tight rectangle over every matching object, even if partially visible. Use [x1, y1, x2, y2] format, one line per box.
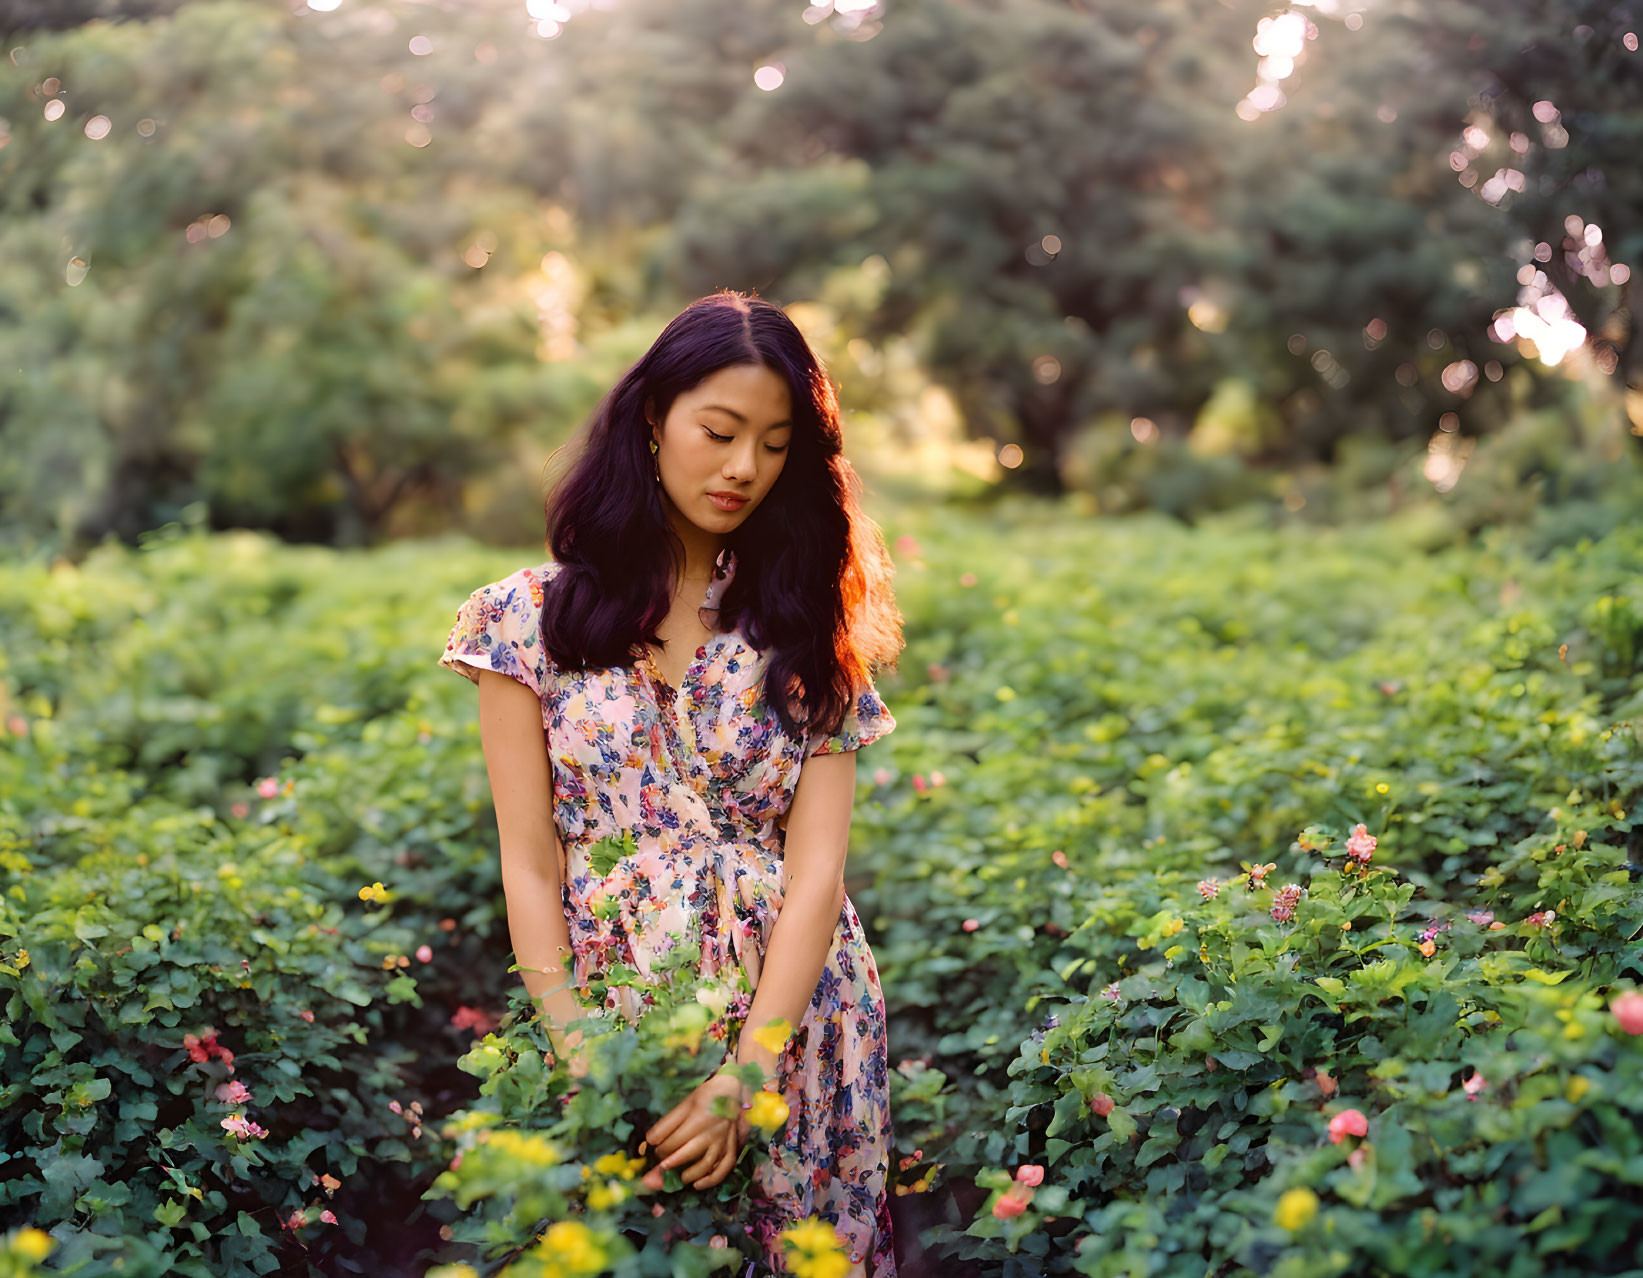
[3, 500, 1641, 1274]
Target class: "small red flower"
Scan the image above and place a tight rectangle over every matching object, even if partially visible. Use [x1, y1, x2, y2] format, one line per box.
[993, 1192, 1029, 1219]
[1611, 990, 1643, 1035]
[1327, 1108, 1368, 1143]
[1014, 1165, 1044, 1187]
[1345, 823, 1377, 864]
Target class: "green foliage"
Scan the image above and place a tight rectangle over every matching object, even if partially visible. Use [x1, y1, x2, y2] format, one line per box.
[3, 501, 1641, 1272]
[849, 498, 1643, 1273]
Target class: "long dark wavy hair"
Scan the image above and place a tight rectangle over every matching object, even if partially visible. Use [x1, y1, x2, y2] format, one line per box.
[538, 289, 903, 743]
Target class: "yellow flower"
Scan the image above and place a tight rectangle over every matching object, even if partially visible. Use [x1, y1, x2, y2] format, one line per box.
[486, 1129, 562, 1167]
[586, 1178, 627, 1211]
[792, 1253, 851, 1278]
[1566, 1074, 1591, 1103]
[533, 1220, 606, 1273]
[1160, 917, 1184, 938]
[592, 1151, 647, 1179]
[747, 1090, 790, 1132]
[1274, 1186, 1319, 1231]
[1375, 782, 1390, 794]
[13, 1228, 55, 1261]
[751, 1017, 794, 1055]
[357, 881, 390, 905]
[781, 1216, 850, 1278]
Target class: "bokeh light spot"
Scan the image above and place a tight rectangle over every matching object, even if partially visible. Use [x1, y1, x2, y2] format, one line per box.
[408, 35, 433, 55]
[997, 444, 1023, 469]
[65, 256, 89, 286]
[43, 98, 64, 122]
[754, 64, 785, 91]
[84, 114, 111, 140]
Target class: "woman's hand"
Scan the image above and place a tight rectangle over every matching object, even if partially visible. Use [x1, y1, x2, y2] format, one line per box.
[642, 1069, 751, 1191]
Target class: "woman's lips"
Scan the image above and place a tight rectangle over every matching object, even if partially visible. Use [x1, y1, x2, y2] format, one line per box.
[708, 493, 748, 511]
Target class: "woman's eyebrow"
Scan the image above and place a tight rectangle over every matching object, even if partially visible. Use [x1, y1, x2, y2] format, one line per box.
[701, 405, 794, 430]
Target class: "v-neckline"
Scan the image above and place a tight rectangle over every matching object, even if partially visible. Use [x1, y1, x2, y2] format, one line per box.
[633, 548, 738, 696]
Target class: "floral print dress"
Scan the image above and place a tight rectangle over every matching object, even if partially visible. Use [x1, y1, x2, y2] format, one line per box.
[438, 552, 899, 1276]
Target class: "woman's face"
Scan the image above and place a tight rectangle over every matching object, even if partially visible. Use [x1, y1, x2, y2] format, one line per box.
[650, 363, 794, 536]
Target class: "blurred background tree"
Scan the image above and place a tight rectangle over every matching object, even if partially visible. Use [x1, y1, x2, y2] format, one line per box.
[1, 0, 1638, 553]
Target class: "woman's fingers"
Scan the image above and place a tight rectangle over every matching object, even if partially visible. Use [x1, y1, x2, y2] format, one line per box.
[678, 1132, 728, 1186]
[693, 1139, 739, 1190]
[652, 1109, 711, 1162]
[657, 1128, 716, 1176]
[645, 1104, 688, 1150]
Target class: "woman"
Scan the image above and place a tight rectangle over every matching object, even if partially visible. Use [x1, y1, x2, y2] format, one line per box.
[437, 290, 904, 1276]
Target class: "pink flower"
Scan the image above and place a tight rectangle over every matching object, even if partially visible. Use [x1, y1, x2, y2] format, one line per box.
[959, 572, 977, 588]
[709, 1234, 727, 1247]
[894, 535, 921, 557]
[320, 1210, 338, 1225]
[912, 774, 928, 794]
[214, 1081, 252, 1105]
[1089, 1092, 1115, 1117]
[1347, 1147, 1367, 1169]
[220, 1114, 268, 1139]
[992, 1193, 1029, 1219]
[231, 802, 250, 819]
[1101, 982, 1121, 1004]
[1197, 878, 1220, 900]
[257, 777, 279, 799]
[962, 918, 980, 932]
[1523, 910, 1556, 929]
[1462, 1071, 1487, 1100]
[1271, 883, 1303, 923]
[1345, 823, 1377, 864]
[1014, 1164, 1044, 1187]
[1609, 990, 1643, 1035]
[450, 1005, 499, 1034]
[287, 1210, 306, 1230]
[415, 944, 433, 963]
[1467, 910, 1495, 926]
[1052, 850, 1069, 869]
[873, 768, 891, 786]
[1327, 1109, 1368, 1144]
[388, 1100, 402, 1114]
[449, 1152, 463, 1171]
[300, 1010, 315, 1023]
[930, 770, 946, 787]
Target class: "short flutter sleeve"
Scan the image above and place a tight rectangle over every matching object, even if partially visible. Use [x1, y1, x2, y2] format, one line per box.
[438, 564, 555, 699]
[804, 677, 896, 758]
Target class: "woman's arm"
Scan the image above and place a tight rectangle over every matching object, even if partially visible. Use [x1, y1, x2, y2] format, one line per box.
[733, 747, 859, 1084]
[476, 669, 586, 1052]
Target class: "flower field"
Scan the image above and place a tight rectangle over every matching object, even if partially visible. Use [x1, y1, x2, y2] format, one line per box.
[3, 498, 1641, 1275]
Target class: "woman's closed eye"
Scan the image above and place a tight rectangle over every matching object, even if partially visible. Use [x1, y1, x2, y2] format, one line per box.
[703, 425, 788, 454]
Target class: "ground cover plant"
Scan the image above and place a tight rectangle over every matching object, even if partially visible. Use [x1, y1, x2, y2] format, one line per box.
[1, 494, 1640, 1275]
